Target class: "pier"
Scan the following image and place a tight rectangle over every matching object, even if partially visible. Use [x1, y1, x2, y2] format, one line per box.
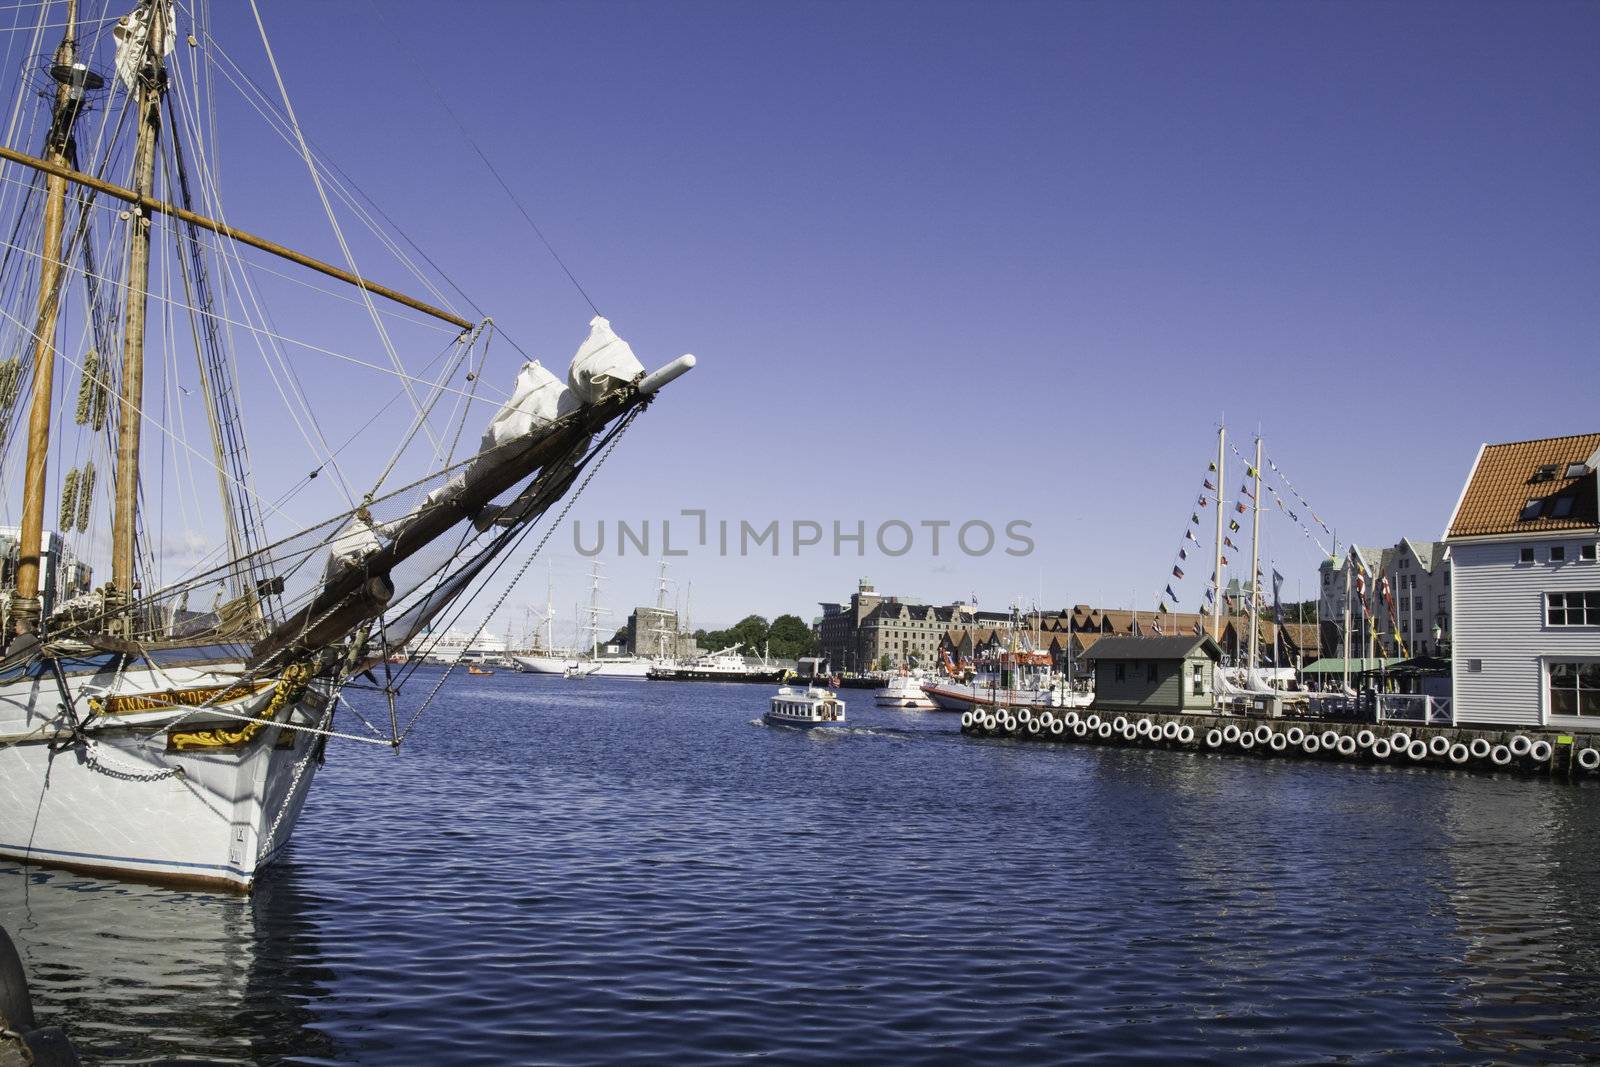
[960, 706, 1600, 777]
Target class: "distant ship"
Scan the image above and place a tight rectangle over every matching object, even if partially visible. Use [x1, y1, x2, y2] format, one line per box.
[648, 644, 785, 684]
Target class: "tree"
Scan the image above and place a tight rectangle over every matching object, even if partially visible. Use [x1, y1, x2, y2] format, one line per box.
[767, 614, 817, 660]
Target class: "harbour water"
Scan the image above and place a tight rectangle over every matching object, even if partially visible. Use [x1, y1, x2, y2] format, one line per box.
[3, 673, 1599, 1065]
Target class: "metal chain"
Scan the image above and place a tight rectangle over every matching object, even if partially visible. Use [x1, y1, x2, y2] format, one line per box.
[82, 739, 183, 782]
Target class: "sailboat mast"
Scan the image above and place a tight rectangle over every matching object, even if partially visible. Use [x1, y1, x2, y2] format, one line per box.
[1210, 423, 1225, 642]
[1342, 544, 1352, 693]
[111, 0, 167, 618]
[12, 0, 81, 632]
[1246, 435, 1263, 674]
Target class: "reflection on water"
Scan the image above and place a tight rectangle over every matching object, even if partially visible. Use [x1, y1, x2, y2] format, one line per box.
[2, 673, 1599, 1065]
[0, 862, 338, 1065]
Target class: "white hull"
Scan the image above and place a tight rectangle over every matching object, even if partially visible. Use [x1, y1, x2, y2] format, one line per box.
[922, 680, 1063, 713]
[513, 654, 653, 678]
[0, 657, 329, 891]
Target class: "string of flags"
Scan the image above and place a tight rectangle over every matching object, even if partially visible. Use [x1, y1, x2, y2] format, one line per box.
[1160, 462, 1224, 617]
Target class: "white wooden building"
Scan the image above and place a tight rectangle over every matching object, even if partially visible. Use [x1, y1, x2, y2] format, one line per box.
[1444, 433, 1600, 728]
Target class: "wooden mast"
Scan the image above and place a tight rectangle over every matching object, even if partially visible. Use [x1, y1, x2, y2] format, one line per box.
[12, 0, 81, 633]
[110, 0, 166, 622]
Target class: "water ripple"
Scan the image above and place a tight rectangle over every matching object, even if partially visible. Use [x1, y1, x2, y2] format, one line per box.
[3, 673, 1600, 1064]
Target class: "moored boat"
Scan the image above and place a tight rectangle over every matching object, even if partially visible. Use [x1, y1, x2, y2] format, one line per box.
[0, 0, 696, 891]
[874, 671, 935, 709]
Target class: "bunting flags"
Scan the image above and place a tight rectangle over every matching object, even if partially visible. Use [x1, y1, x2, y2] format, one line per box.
[1235, 502, 1247, 514]
[1192, 619, 1204, 635]
[1272, 569, 1284, 626]
[1228, 519, 1241, 532]
[1221, 554, 1230, 565]
[1224, 536, 1237, 550]
[1158, 462, 1226, 617]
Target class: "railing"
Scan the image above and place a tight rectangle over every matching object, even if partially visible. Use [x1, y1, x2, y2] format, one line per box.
[1376, 693, 1453, 725]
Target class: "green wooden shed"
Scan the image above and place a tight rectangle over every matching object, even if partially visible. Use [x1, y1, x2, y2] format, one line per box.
[1086, 634, 1222, 713]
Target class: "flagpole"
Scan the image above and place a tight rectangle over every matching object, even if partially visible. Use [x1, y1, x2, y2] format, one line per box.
[1247, 435, 1263, 677]
[1211, 422, 1226, 642]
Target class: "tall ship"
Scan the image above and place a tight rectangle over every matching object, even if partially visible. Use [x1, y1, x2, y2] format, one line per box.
[512, 560, 670, 678]
[0, 1, 694, 890]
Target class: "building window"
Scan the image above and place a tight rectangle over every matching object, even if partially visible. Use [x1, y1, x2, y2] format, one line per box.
[1551, 546, 1566, 562]
[1147, 662, 1157, 683]
[1468, 659, 1482, 673]
[1549, 662, 1600, 717]
[1547, 591, 1600, 626]
[1114, 663, 1126, 682]
[1520, 547, 1535, 564]
[1192, 663, 1204, 695]
[1584, 544, 1598, 562]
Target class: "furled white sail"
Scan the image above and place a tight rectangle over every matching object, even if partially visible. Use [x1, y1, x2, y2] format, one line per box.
[569, 316, 645, 404]
[112, 1, 176, 91]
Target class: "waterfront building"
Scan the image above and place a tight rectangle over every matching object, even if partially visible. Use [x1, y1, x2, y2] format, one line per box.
[1085, 634, 1222, 713]
[1319, 539, 1453, 658]
[1444, 433, 1600, 728]
[818, 578, 1004, 671]
[625, 605, 696, 658]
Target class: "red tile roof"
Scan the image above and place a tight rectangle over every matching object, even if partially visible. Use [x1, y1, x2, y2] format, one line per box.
[1446, 433, 1600, 539]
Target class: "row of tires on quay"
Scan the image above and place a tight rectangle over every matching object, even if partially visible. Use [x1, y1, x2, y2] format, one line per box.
[958, 706, 1600, 774]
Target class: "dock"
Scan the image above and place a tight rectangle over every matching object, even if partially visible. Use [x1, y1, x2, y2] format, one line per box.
[960, 706, 1600, 777]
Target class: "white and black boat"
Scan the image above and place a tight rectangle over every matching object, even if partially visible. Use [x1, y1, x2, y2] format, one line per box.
[765, 686, 846, 728]
[648, 644, 784, 684]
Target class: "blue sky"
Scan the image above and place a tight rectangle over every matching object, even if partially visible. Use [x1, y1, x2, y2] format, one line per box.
[5, 1, 1596, 636]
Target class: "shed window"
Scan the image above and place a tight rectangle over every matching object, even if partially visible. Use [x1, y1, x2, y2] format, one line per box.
[1191, 663, 1204, 695]
[1548, 662, 1600, 717]
[1114, 663, 1125, 682]
[1147, 662, 1157, 683]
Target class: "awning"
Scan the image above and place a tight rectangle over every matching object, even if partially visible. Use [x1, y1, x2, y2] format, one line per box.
[1301, 657, 1407, 674]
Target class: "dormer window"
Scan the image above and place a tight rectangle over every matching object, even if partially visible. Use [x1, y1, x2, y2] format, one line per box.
[1520, 498, 1544, 521]
[1532, 464, 1560, 483]
[1565, 463, 1588, 480]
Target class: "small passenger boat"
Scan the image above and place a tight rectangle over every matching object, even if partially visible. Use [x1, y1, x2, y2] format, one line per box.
[765, 686, 846, 728]
[466, 664, 495, 676]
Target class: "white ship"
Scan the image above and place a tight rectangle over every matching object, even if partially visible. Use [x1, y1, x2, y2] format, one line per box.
[0, 2, 695, 890]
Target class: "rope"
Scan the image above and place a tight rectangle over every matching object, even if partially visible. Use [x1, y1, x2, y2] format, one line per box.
[397, 408, 640, 741]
